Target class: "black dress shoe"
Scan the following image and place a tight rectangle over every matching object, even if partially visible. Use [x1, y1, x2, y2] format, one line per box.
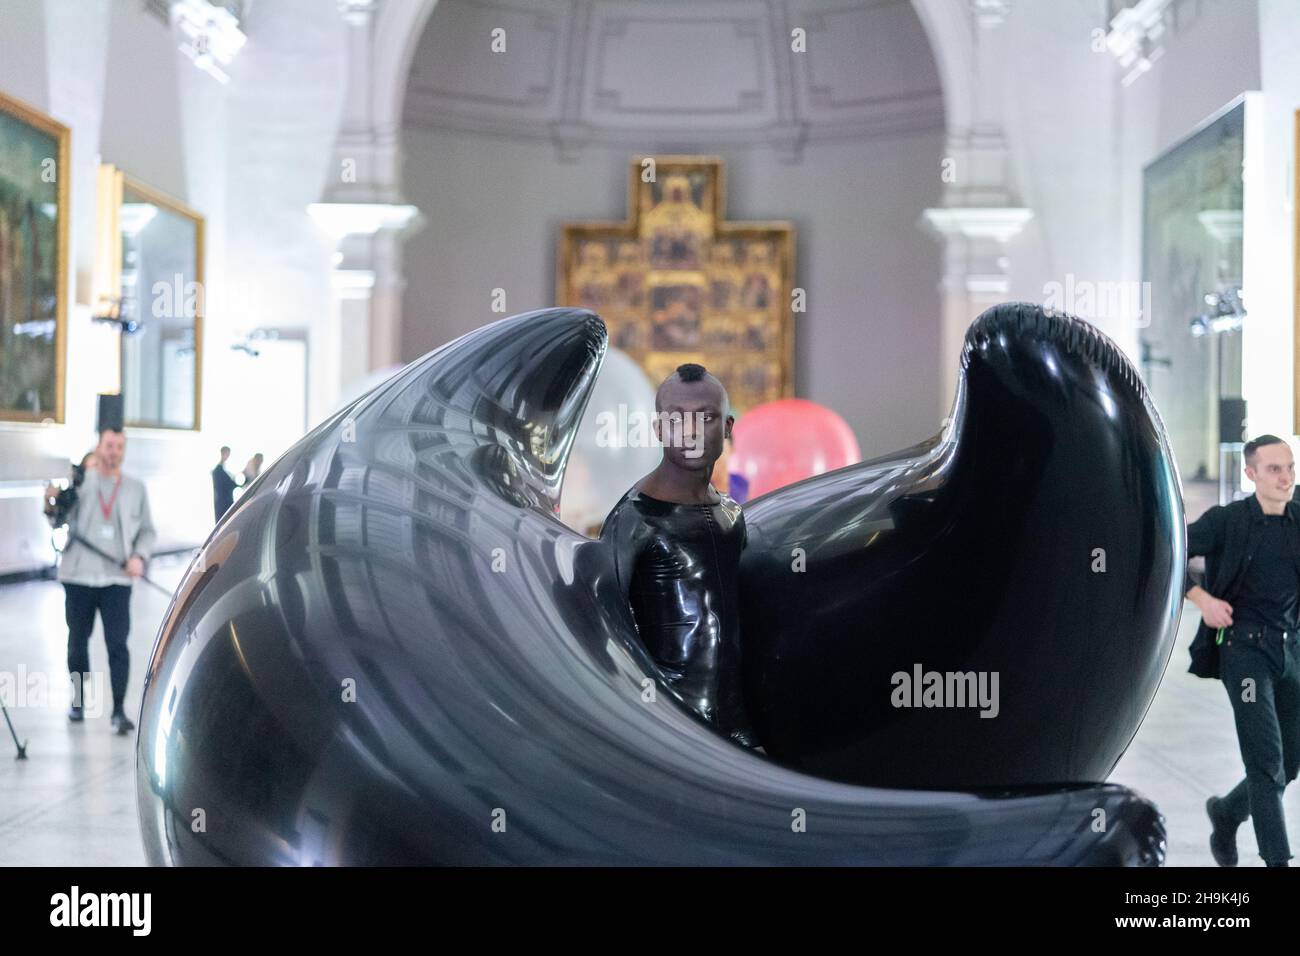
[111, 712, 136, 735]
[67, 705, 84, 722]
[1207, 796, 1239, 867]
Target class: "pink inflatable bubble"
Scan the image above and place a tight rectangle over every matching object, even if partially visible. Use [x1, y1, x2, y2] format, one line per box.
[730, 398, 861, 498]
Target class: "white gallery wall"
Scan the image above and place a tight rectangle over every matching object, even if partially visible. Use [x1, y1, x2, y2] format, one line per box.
[983, 0, 1300, 463]
[987, 0, 1260, 359]
[0, 0, 346, 574]
[1243, 0, 1300, 444]
[1110, 0, 1261, 471]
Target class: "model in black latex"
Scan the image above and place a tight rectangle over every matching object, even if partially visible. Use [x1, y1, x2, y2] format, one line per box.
[600, 362, 759, 747]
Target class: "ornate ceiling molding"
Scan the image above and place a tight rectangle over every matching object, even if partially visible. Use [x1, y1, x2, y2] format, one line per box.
[402, 0, 945, 161]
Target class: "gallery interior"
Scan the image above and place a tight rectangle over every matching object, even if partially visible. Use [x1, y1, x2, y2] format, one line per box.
[2, 0, 1300, 869]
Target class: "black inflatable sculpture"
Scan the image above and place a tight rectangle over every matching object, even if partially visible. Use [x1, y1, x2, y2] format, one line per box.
[742, 303, 1186, 788]
[136, 303, 1175, 865]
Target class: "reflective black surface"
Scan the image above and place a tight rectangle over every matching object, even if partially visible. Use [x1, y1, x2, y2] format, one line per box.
[741, 302, 1185, 788]
[136, 305, 1169, 865]
[600, 488, 757, 745]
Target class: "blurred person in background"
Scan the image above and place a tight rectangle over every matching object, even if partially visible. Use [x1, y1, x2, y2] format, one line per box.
[212, 445, 238, 522]
[242, 452, 264, 486]
[43, 427, 156, 735]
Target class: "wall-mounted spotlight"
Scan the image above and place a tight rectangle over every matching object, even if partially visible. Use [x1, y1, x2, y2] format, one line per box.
[171, 0, 247, 84]
[91, 296, 143, 335]
[1106, 0, 1173, 86]
[231, 328, 280, 359]
[1189, 286, 1246, 337]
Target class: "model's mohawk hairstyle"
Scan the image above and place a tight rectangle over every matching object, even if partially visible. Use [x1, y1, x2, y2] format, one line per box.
[675, 362, 708, 382]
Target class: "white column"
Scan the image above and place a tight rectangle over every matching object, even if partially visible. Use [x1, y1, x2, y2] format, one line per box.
[311, 0, 423, 417]
[309, 204, 420, 415]
[920, 2, 1031, 419]
[332, 267, 376, 392]
[44, 0, 115, 439]
[1246, 3, 1300, 435]
[922, 207, 1034, 417]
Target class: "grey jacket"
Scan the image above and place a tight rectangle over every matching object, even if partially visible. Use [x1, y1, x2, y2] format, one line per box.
[58, 470, 157, 588]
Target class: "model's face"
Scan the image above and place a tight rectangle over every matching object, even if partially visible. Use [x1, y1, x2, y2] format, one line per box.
[1247, 443, 1295, 503]
[221, 449, 230, 463]
[654, 378, 731, 471]
[96, 431, 126, 472]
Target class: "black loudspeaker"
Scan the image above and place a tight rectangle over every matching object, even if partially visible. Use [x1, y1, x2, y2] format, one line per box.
[1219, 397, 1247, 445]
[97, 393, 124, 432]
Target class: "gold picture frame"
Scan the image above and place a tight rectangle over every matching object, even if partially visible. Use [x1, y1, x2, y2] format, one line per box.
[558, 156, 795, 415]
[0, 90, 69, 424]
[97, 165, 205, 431]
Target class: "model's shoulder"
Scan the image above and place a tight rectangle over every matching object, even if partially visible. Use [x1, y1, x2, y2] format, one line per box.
[624, 487, 678, 513]
[716, 490, 744, 517]
[601, 489, 645, 525]
[607, 488, 637, 511]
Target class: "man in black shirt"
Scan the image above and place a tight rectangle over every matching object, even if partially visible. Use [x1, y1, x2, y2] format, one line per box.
[600, 363, 758, 748]
[212, 446, 238, 523]
[1187, 434, 1300, 866]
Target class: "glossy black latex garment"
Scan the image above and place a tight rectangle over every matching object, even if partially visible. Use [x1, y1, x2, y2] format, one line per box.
[600, 488, 757, 745]
[135, 306, 1167, 866]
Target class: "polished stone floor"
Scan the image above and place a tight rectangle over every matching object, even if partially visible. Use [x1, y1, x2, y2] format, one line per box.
[0, 557, 191, 867]
[0, 554, 1295, 867]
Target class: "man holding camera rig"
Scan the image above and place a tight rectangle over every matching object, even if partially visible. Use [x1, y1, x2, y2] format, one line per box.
[43, 426, 156, 735]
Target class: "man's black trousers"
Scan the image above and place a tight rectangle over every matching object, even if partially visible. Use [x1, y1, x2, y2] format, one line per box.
[64, 582, 132, 716]
[1218, 625, 1300, 864]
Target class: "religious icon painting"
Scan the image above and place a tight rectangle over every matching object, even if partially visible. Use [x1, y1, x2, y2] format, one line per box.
[558, 156, 794, 414]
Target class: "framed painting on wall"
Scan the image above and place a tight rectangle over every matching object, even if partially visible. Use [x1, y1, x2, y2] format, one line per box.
[97, 165, 204, 430]
[0, 90, 69, 423]
[558, 156, 795, 416]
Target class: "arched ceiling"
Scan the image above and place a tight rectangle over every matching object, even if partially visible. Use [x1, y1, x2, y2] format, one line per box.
[403, 0, 944, 160]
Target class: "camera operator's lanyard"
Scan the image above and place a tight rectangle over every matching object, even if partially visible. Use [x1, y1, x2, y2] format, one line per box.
[97, 475, 122, 543]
